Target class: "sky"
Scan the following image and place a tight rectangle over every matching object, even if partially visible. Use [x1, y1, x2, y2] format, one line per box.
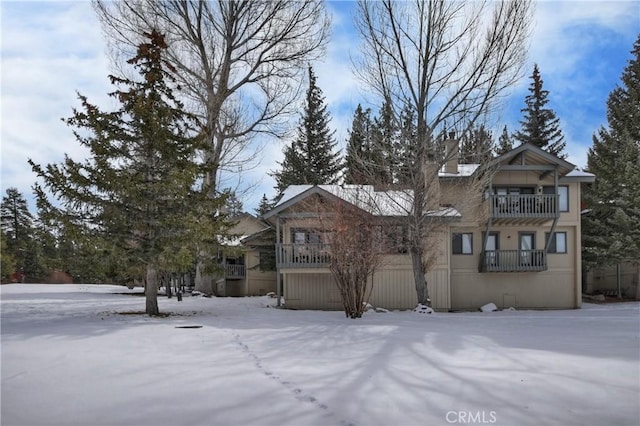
[1, 1, 639, 214]
[2, 284, 639, 425]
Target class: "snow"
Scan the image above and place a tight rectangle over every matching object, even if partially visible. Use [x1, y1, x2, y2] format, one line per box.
[269, 185, 461, 218]
[2, 284, 639, 426]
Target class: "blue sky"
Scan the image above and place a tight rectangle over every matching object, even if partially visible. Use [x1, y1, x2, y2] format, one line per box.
[1, 1, 639, 213]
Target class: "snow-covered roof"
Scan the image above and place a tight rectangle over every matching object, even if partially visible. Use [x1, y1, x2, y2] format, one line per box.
[560, 169, 596, 183]
[439, 164, 480, 177]
[266, 184, 460, 219]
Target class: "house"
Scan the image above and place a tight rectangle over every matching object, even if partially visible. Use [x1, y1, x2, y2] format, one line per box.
[213, 213, 277, 297]
[262, 142, 595, 311]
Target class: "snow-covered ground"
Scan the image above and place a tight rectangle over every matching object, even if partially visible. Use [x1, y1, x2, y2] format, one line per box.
[1, 284, 638, 426]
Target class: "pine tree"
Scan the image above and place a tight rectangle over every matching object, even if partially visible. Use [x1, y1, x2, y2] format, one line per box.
[255, 194, 273, 216]
[459, 124, 494, 163]
[1, 188, 34, 277]
[583, 35, 640, 268]
[30, 30, 227, 314]
[396, 104, 418, 185]
[514, 64, 567, 158]
[495, 125, 514, 156]
[370, 100, 397, 184]
[224, 190, 244, 217]
[344, 104, 373, 184]
[1, 188, 33, 250]
[0, 230, 15, 281]
[273, 67, 341, 193]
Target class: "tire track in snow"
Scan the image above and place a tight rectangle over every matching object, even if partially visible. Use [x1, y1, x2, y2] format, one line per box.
[232, 333, 356, 426]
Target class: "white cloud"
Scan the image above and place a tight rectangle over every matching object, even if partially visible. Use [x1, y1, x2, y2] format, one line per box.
[1, 0, 638, 213]
[1, 1, 112, 206]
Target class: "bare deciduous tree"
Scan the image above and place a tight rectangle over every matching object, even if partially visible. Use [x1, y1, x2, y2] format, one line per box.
[354, 0, 533, 305]
[93, 0, 330, 292]
[311, 190, 385, 318]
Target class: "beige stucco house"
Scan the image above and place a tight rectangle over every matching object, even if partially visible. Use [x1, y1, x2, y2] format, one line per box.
[262, 143, 595, 311]
[213, 213, 277, 297]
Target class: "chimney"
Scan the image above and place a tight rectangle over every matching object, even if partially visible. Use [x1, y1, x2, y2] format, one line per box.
[444, 131, 459, 174]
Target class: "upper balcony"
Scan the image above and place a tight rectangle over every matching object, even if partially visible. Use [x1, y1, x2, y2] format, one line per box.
[489, 194, 559, 225]
[276, 243, 331, 269]
[479, 250, 547, 272]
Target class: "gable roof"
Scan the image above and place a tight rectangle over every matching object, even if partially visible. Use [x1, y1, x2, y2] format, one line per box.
[493, 143, 576, 176]
[262, 184, 460, 221]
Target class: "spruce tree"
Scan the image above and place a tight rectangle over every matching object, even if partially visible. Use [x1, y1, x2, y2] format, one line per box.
[344, 104, 373, 184]
[514, 64, 567, 158]
[273, 67, 341, 193]
[583, 35, 640, 268]
[396, 104, 418, 185]
[495, 125, 514, 156]
[370, 100, 397, 184]
[30, 30, 227, 314]
[1, 230, 15, 281]
[1, 188, 33, 277]
[255, 194, 273, 216]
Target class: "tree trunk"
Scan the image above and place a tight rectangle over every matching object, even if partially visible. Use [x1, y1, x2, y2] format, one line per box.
[145, 264, 159, 316]
[411, 249, 430, 306]
[166, 272, 172, 299]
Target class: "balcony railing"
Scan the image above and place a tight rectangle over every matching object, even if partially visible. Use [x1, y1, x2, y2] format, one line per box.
[221, 264, 245, 279]
[490, 194, 559, 220]
[480, 250, 547, 272]
[276, 243, 331, 268]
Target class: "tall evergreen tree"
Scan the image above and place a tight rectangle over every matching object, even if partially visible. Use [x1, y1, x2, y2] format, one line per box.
[1, 188, 34, 277]
[396, 104, 418, 185]
[30, 30, 227, 315]
[1, 188, 33, 250]
[273, 67, 341, 193]
[1, 230, 15, 281]
[582, 35, 640, 268]
[344, 104, 373, 184]
[370, 100, 397, 185]
[459, 124, 494, 164]
[223, 190, 244, 218]
[514, 64, 567, 158]
[495, 125, 514, 156]
[255, 194, 273, 216]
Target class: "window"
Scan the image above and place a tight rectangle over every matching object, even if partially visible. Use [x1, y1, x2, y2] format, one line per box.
[543, 186, 569, 212]
[452, 233, 473, 254]
[546, 232, 567, 254]
[558, 186, 569, 212]
[292, 229, 329, 245]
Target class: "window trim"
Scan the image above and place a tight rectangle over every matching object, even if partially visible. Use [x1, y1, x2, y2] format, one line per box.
[452, 232, 473, 255]
[546, 231, 567, 254]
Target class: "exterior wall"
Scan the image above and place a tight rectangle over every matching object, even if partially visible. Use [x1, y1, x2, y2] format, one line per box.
[282, 254, 451, 311]
[448, 176, 584, 310]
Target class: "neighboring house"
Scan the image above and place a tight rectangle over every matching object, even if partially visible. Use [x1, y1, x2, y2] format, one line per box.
[262, 142, 595, 311]
[214, 213, 277, 297]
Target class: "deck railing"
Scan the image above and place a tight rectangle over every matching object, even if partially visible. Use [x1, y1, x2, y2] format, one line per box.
[276, 243, 331, 268]
[222, 264, 246, 279]
[481, 249, 547, 272]
[490, 194, 559, 219]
